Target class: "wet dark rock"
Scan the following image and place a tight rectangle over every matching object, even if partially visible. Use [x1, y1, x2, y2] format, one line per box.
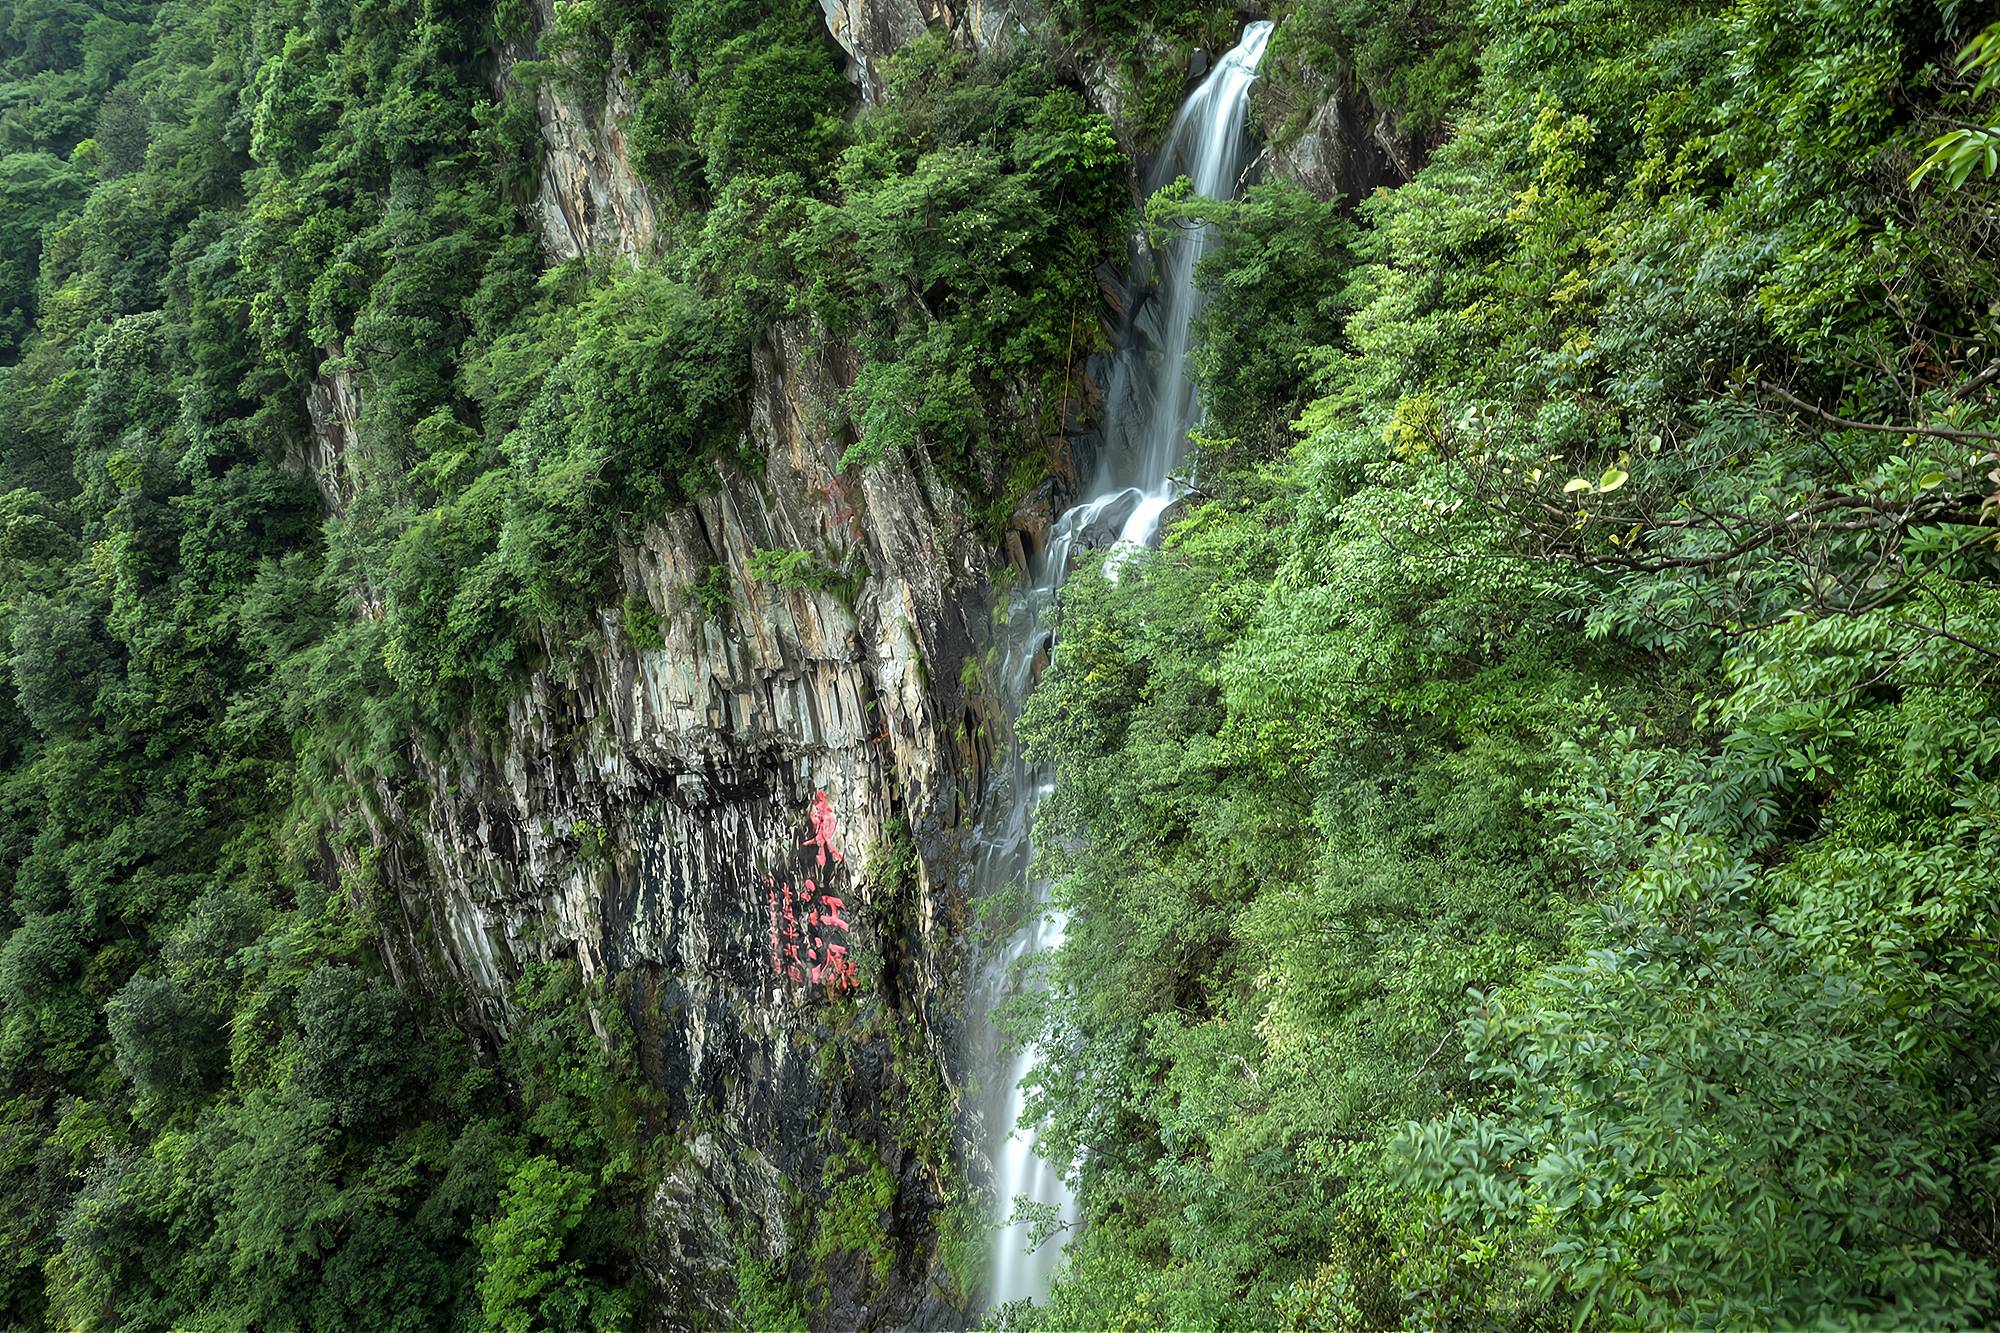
[1072, 488, 1145, 551]
[348, 318, 994, 1326]
[1009, 478, 1061, 567]
[1262, 85, 1414, 201]
[1254, 55, 1426, 204]
[1095, 260, 1135, 322]
[311, 8, 1124, 1326]
[1155, 492, 1194, 543]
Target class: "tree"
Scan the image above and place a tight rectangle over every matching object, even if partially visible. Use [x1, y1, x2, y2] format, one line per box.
[475, 1155, 631, 1333]
[106, 973, 224, 1107]
[0, 151, 84, 356]
[292, 964, 412, 1130]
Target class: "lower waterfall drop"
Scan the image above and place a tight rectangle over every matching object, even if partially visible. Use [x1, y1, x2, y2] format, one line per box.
[967, 20, 1276, 1312]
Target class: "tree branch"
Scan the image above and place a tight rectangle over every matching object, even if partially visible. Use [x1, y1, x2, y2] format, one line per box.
[1759, 381, 2000, 445]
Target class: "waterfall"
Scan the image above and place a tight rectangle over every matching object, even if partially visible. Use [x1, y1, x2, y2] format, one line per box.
[966, 21, 1276, 1312]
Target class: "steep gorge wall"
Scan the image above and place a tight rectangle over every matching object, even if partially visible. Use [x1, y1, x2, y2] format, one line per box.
[359, 319, 996, 1325]
[299, 9, 1060, 1326]
[517, 0, 662, 257]
[300, 3, 1398, 1323]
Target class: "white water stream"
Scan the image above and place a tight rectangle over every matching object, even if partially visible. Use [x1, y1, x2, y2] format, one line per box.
[966, 22, 1275, 1312]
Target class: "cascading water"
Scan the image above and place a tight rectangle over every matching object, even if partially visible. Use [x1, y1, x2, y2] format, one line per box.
[966, 21, 1275, 1311]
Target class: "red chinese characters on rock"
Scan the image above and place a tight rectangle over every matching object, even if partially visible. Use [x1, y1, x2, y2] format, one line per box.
[804, 879, 859, 991]
[766, 881, 782, 980]
[767, 790, 860, 996]
[805, 790, 845, 868]
[778, 879, 805, 984]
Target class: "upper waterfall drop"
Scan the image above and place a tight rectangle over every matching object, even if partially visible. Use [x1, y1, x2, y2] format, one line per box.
[966, 20, 1276, 1314]
[1120, 19, 1275, 517]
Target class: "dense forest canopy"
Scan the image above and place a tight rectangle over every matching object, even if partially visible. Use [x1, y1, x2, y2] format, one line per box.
[1018, 0, 2000, 1327]
[0, 0, 1996, 1327]
[0, 0, 1129, 1323]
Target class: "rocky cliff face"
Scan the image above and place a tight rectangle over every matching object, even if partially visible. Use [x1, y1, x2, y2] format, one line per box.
[300, 3, 1354, 1324]
[1249, 25, 1424, 202]
[297, 11, 1038, 1328]
[505, 0, 662, 259]
[1256, 82, 1416, 200]
[820, 0, 1044, 101]
[354, 319, 995, 1327]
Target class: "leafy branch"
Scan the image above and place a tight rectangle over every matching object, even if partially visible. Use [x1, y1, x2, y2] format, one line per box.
[1911, 23, 2000, 189]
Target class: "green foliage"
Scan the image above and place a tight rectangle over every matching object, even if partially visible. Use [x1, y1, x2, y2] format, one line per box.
[680, 0, 850, 190]
[7, 0, 1988, 1323]
[0, 0, 687, 1321]
[285, 0, 1125, 730]
[794, 35, 1127, 484]
[1912, 21, 2000, 187]
[1264, 0, 1481, 142]
[0, 150, 85, 355]
[747, 545, 825, 590]
[556, 267, 747, 513]
[747, 544, 858, 602]
[476, 1155, 633, 1333]
[292, 963, 413, 1130]
[692, 562, 734, 619]
[1043, 0, 1242, 143]
[810, 1141, 897, 1287]
[105, 973, 224, 1108]
[620, 595, 665, 652]
[734, 1239, 811, 1331]
[1401, 742, 2000, 1326]
[935, 1187, 990, 1310]
[8, 596, 108, 739]
[1016, 0, 2000, 1327]
[1146, 175, 1362, 453]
